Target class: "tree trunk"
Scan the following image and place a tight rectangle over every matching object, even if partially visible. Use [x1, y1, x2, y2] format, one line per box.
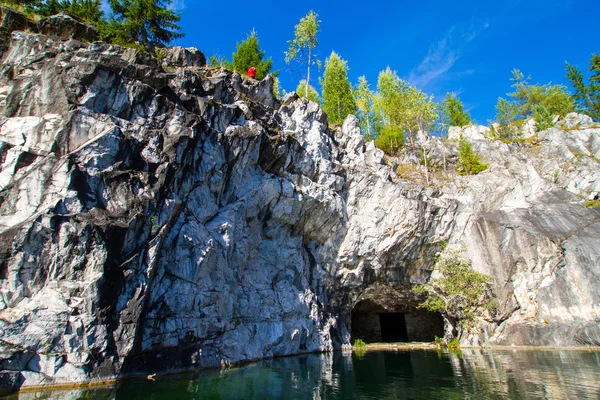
[423, 149, 430, 186]
[306, 50, 311, 99]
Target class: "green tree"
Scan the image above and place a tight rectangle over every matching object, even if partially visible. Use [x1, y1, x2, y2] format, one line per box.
[60, 0, 103, 23]
[296, 80, 320, 104]
[441, 93, 471, 128]
[231, 30, 274, 80]
[374, 67, 438, 150]
[566, 54, 600, 120]
[413, 247, 495, 334]
[285, 10, 320, 98]
[354, 76, 378, 140]
[508, 69, 574, 117]
[457, 135, 487, 175]
[321, 51, 356, 125]
[107, 0, 183, 47]
[10, 0, 103, 25]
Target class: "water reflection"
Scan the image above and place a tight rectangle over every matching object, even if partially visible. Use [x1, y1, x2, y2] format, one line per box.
[6, 349, 600, 399]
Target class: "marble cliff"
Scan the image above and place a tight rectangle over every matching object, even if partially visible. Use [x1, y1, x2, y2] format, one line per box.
[0, 8, 599, 390]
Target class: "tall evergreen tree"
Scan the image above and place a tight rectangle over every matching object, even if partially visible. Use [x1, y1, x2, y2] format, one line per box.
[441, 93, 471, 128]
[566, 54, 600, 120]
[61, 0, 103, 23]
[321, 51, 356, 125]
[285, 10, 320, 98]
[231, 30, 274, 80]
[107, 0, 183, 47]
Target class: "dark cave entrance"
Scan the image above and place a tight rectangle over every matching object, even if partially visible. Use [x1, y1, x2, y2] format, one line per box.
[380, 313, 409, 342]
[350, 287, 445, 343]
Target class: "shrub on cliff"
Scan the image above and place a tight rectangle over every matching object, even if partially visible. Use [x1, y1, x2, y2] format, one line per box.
[414, 247, 495, 333]
[457, 135, 487, 175]
[494, 69, 574, 140]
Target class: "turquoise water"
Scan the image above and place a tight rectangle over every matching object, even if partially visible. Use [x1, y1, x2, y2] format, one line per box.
[6, 349, 600, 399]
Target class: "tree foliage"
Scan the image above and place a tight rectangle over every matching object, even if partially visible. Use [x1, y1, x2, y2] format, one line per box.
[106, 0, 183, 47]
[231, 30, 274, 80]
[494, 69, 574, 139]
[441, 93, 471, 128]
[12, 0, 103, 23]
[321, 51, 356, 125]
[413, 247, 495, 331]
[457, 135, 487, 175]
[566, 54, 600, 120]
[296, 80, 320, 104]
[354, 76, 377, 140]
[374, 67, 438, 151]
[285, 10, 320, 98]
[507, 69, 574, 117]
[208, 53, 231, 69]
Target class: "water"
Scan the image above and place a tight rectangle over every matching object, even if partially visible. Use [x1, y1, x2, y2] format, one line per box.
[5, 349, 600, 399]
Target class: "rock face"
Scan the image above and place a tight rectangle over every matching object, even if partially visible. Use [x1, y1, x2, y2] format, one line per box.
[0, 25, 600, 390]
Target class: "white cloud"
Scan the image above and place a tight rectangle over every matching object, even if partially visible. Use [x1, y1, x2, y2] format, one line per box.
[408, 21, 489, 91]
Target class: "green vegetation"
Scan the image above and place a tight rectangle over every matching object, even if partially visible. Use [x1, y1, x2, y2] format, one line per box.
[566, 54, 600, 120]
[447, 338, 461, 350]
[494, 69, 574, 141]
[584, 200, 600, 208]
[354, 76, 377, 140]
[6, 0, 103, 23]
[104, 0, 183, 47]
[208, 54, 230, 68]
[374, 67, 438, 151]
[285, 10, 320, 99]
[4, 0, 184, 48]
[321, 51, 356, 125]
[441, 93, 471, 128]
[296, 80, 320, 104]
[231, 30, 275, 80]
[457, 135, 488, 175]
[414, 247, 495, 333]
[353, 338, 366, 348]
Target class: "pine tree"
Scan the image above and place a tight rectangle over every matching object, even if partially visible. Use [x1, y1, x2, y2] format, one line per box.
[231, 30, 275, 80]
[285, 10, 320, 98]
[61, 0, 103, 23]
[321, 51, 356, 125]
[566, 54, 600, 120]
[107, 0, 184, 47]
[441, 93, 471, 128]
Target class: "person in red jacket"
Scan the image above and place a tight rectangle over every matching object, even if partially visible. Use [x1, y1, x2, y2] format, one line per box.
[247, 66, 256, 79]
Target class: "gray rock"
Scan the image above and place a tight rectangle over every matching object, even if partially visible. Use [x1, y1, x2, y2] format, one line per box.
[161, 46, 206, 68]
[36, 14, 97, 42]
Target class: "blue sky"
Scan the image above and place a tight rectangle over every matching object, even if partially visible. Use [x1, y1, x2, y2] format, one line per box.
[163, 0, 597, 124]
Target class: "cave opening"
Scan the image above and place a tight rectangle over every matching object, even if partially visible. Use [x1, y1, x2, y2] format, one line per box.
[350, 288, 445, 343]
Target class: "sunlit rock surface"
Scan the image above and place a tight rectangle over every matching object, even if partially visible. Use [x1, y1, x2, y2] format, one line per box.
[0, 20, 599, 390]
